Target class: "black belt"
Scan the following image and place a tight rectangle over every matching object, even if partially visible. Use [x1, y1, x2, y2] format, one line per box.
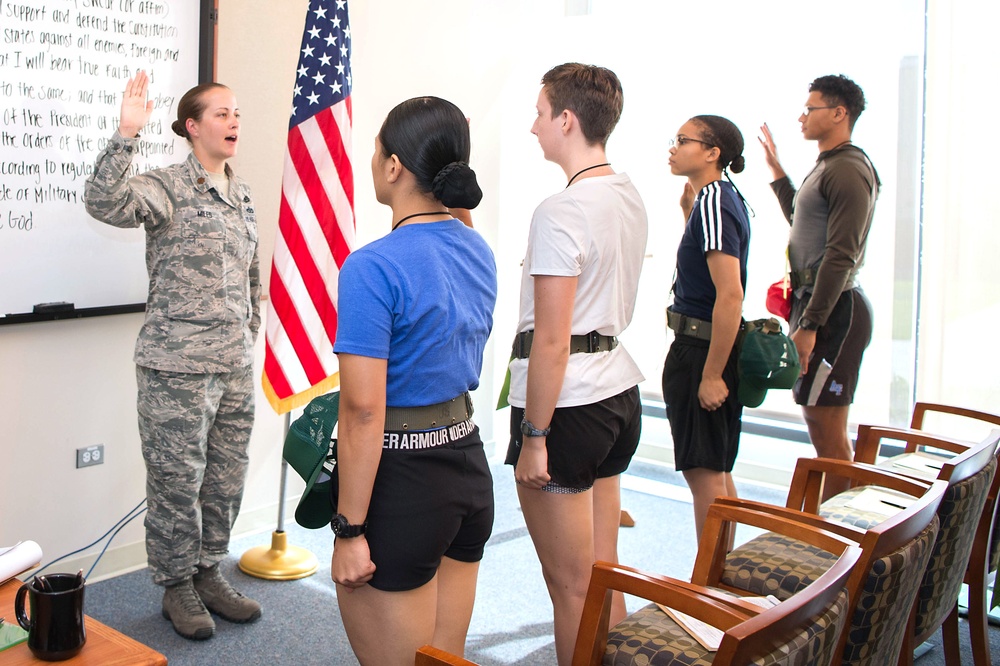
[384, 392, 474, 431]
[789, 268, 817, 290]
[512, 330, 618, 360]
[666, 309, 713, 341]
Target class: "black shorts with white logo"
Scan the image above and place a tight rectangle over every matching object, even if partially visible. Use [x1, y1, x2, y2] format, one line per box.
[364, 424, 493, 592]
[791, 287, 873, 407]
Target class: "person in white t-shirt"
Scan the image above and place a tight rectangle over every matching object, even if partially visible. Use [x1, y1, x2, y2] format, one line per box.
[504, 62, 648, 665]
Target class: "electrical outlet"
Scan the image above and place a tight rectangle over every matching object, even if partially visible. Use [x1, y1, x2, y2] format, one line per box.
[76, 444, 104, 468]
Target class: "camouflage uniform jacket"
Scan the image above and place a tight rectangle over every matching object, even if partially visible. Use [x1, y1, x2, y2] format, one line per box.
[84, 131, 260, 373]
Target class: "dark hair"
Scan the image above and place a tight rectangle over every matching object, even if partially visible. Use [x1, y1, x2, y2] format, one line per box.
[171, 82, 230, 140]
[541, 63, 623, 147]
[809, 74, 866, 130]
[690, 115, 745, 174]
[379, 96, 483, 209]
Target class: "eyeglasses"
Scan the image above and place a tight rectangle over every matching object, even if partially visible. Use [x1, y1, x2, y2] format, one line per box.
[802, 106, 839, 116]
[669, 135, 714, 149]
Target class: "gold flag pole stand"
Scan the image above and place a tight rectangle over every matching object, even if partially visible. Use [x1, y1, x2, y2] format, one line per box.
[239, 413, 318, 580]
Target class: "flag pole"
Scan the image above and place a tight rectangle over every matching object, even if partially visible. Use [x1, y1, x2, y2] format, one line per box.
[241, 0, 352, 579]
[239, 412, 319, 580]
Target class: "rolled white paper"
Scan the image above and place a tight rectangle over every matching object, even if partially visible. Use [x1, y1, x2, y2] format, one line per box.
[0, 540, 43, 584]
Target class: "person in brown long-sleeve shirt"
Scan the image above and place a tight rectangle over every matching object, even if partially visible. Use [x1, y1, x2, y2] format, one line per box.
[759, 74, 880, 498]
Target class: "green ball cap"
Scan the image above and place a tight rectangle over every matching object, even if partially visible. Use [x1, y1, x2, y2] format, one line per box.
[737, 319, 800, 408]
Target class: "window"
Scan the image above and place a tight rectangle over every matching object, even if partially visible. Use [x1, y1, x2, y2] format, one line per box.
[492, 0, 925, 439]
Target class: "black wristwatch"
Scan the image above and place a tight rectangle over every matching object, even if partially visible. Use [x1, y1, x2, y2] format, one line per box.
[520, 417, 551, 438]
[331, 514, 367, 538]
[798, 316, 820, 331]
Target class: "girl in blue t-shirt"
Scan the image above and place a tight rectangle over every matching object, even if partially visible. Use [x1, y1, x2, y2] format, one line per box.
[662, 115, 751, 548]
[330, 97, 498, 665]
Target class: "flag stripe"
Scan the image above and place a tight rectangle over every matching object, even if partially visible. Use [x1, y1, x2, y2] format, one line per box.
[268, 266, 328, 385]
[265, 262, 314, 393]
[313, 106, 355, 263]
[277, 189, 339, 345]
[289, 121, 353, 273]
[263, 339, 294, 400]
[263, 0, 354, 414]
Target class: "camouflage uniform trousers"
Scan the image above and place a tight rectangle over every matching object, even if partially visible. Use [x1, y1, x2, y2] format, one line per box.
[136, 364, 254, 586]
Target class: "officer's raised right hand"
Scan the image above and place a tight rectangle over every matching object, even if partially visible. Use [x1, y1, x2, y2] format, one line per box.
[118, 69, 155, 138]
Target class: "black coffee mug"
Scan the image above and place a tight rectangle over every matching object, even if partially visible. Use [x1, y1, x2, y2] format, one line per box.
[14, 573, 87, 661]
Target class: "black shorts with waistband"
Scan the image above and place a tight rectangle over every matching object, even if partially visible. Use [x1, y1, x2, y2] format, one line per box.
[364, 423, 494, 592]
[790, 287, 873, 407]
[662, 335, 743, 472]
[505, 386, 642, 489]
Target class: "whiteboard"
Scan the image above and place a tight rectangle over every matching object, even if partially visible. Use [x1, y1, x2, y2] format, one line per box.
[0, 0, 209, 320]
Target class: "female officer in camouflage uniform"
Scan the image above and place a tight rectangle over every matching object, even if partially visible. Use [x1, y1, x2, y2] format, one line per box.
[84, 70, 261, 641]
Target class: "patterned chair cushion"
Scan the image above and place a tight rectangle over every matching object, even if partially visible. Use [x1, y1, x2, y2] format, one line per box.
[720, 517, 940, 666]
[840, 516, 938, 666]
[752, 590, 848, 666]
[602, 589, 849, 666]
[721, 533, 839, 601]
[604, 603, 714, 666]
[912, 458, 996, 636]
[817, 487, 894, 530]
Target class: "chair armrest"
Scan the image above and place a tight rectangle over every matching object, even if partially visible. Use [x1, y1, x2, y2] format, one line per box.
[712, 496, 867, 542]
[911, 402, 1000, 430]
[572, 561, 752, 666]
[648, 573, 768, 616]
[691, 503, 855, 589]
[416, 644, 479, 666]
[786, 457, 932, 513]
[855, 424, 974, 464]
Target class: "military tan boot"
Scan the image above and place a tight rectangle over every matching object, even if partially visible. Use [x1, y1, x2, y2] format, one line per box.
[193, 565, 262, 623]
[162, 578, 215, 640]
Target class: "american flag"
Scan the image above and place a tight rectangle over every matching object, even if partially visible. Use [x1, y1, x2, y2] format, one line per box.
[263, 0, 354, 414]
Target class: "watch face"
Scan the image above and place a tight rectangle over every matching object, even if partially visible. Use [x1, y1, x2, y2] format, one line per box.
[332, 514, 364, 537]
[332, 514, 347, 535]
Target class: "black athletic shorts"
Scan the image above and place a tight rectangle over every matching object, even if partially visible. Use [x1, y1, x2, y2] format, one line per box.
[790, 287, 873, 407]
[505, 386, 642, 489]
[365, 424, 494, 592]
[661, 335, 742, 472]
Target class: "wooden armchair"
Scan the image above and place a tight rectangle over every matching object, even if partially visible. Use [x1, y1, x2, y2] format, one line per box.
[909, 403, 1000, 666]
[417, 508, 862, 666]
[572, 503, 862, 666]
[845, 419, 1000, 666]
[705, 457, 947, 666]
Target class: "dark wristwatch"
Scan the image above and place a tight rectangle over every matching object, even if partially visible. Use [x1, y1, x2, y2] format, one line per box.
[798, 316, 820, 331]
[520, 417, 551, 438]
[331, 514, 367, 538]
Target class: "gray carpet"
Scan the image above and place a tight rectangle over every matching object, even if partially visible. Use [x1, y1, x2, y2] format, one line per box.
[83, 458, 1000, 665]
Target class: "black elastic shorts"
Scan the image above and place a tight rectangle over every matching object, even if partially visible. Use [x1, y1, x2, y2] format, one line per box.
[661, 335, 743, 472]
[790, 288, 873, 407]
[505, 386, 642, 489]
[364, 426, 494, 592]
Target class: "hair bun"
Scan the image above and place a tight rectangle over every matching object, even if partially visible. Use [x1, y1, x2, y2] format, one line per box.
[171, 119, 188, 139]
[431, 162, 483, 209]
[729, 155, 746, 174]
